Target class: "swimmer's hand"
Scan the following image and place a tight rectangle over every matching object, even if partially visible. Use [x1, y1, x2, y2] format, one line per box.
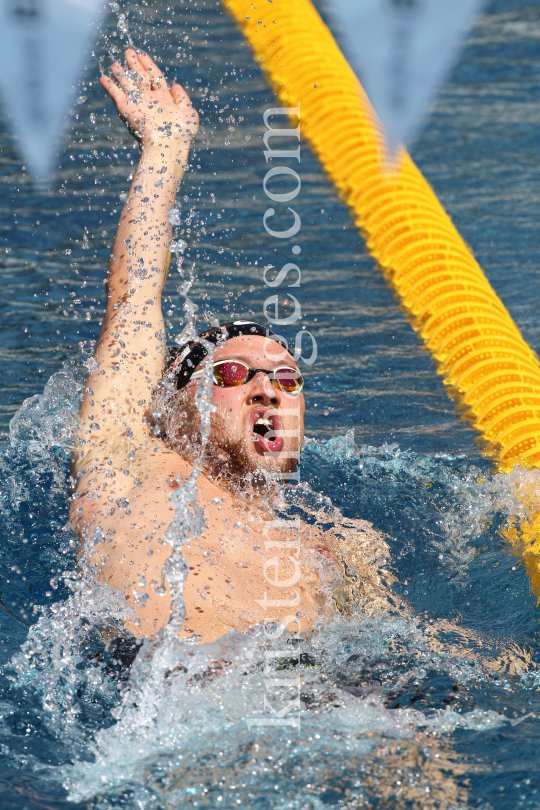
[100, 49, 198, 159]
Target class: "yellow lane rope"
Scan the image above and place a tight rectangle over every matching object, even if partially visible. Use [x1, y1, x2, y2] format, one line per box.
[223, 0, 540, 592]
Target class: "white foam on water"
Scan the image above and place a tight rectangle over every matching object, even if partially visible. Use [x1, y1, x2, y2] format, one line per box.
[59, 611, 510, 807]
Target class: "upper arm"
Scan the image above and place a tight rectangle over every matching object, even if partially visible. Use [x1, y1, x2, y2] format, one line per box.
[75, 184, 173, 467]
[74, 289, 166, 474]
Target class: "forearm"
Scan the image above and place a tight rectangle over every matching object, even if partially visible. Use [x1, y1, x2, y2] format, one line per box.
[100, 145, 187, 339]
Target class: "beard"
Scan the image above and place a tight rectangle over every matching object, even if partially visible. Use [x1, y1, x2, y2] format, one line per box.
[205, 409, 300, 487]
[162, 392, 300, 489]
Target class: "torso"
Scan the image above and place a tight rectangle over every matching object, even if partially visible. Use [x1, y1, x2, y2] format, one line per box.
[70, 435, 333, 641]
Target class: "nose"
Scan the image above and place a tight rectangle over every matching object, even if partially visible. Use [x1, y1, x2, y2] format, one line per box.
[247, 372, 281, 407]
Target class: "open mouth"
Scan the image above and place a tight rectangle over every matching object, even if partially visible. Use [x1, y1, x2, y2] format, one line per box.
[253, 416, 275, 440]
[250, 408, 284, 454]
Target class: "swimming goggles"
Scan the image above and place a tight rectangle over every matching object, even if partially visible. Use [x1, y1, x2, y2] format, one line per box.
[190, 359, 304, 396]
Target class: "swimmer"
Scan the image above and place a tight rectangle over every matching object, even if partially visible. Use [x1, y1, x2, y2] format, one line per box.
[70, 49, 388, 641]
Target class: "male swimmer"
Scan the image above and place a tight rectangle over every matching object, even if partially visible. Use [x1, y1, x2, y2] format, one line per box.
[70, 50, 387, 642]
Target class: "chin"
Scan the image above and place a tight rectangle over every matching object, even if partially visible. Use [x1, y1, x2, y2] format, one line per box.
[240, 430, 302, 480]
[205, 429, 300, 486]
[251, 447, 299, 478]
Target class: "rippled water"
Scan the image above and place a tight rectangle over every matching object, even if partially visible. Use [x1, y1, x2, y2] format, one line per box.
[2, 0, 540, 807]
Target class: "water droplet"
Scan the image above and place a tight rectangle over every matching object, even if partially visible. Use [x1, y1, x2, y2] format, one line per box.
[169, 239, 187, 254]
[168, 208, 181, 226]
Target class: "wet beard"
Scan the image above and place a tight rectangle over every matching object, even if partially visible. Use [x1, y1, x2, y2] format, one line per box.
[164, 396, 299, 492]
[203, 421, 283, 493]
[198, 410, 298, 492]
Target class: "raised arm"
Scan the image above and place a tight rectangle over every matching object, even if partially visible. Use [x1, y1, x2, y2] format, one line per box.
[73, 50, 198, 471]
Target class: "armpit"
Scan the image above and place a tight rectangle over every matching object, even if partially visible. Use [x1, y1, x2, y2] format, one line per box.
[71, 429, 155, 484]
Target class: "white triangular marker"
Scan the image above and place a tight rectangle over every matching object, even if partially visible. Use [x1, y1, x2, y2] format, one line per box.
[327, 0, 486, 155]
[0, 0, 106, 179]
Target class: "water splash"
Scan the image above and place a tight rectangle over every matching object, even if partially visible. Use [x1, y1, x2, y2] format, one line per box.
[301, 430, 540, 572]
[60, 612, 512, 808]
[0, 371, 539, 808]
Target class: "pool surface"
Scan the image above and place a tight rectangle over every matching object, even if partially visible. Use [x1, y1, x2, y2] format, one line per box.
[2, 0, 540, 807]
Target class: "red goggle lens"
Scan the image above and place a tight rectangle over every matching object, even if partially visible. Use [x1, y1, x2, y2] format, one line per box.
[273, 367, 303, 394]
[213, 361, 250, 387]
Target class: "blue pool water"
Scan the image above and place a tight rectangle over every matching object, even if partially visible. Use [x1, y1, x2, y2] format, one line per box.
[2, 0, 540, 807]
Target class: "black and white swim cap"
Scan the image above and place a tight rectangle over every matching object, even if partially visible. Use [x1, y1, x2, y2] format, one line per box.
[164, 321, 288, 391]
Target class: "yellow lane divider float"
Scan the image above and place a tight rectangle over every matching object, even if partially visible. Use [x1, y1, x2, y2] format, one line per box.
[224, 0, 540, 595]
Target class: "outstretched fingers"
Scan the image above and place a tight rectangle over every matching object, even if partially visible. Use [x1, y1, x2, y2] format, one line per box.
[110, 61, 134, 95]
[101, 48, 197, 147]
[100, 75, 127, 111]
[124, 49, 151, 89]
[125, 48, 141, 72]
[137, 51, 166, 90]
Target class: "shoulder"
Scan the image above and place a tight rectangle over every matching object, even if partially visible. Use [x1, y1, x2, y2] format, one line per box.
[307, 516, 394, 616]
[334, 517, 389, 561]
[307, 516, 389, 565]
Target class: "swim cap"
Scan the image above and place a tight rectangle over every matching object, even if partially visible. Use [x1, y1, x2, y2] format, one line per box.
[164, 321, 288, 391]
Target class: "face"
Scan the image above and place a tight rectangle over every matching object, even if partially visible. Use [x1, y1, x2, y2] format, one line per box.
[181, 335, 305, 483]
